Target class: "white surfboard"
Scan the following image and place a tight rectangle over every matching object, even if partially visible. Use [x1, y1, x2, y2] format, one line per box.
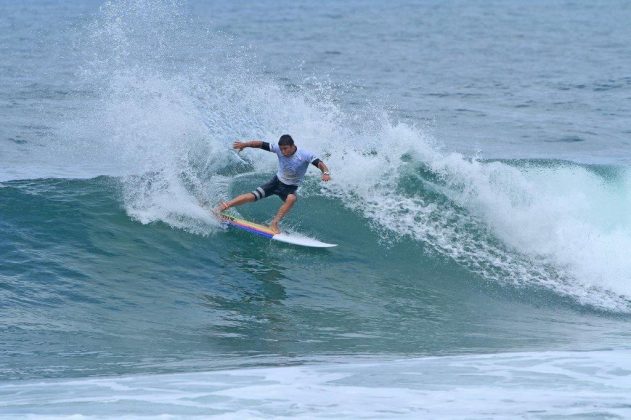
[219, 213, 337, 248]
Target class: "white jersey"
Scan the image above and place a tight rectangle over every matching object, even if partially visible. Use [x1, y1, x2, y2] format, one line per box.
[269, 143, 319, 186]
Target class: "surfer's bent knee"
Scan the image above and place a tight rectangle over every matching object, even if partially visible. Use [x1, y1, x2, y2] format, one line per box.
[250, 186, 266, 201]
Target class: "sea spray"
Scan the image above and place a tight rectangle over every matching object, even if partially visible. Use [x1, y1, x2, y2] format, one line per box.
[74, 0, 631, 311]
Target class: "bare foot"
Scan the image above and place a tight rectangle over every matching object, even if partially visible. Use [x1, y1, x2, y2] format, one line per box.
[213, 202, 229, 216]
[269, 222, 280, 234]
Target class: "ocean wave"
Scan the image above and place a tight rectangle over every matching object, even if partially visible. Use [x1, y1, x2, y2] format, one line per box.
[2, 0, 630, 314]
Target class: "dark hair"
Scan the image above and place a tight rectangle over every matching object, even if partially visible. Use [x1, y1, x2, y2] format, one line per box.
[278, 134, 294, 146]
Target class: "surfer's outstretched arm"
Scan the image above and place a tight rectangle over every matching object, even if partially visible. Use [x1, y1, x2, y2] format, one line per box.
[233, 140, 270, 152]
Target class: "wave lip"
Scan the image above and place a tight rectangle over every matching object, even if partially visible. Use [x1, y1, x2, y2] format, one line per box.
[328, 121, 631, 312]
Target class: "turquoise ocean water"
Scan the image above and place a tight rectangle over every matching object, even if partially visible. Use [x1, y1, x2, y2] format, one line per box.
[2, 0, 631, 417]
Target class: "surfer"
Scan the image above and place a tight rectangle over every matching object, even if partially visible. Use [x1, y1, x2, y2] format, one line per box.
[214, 134, 331, 233]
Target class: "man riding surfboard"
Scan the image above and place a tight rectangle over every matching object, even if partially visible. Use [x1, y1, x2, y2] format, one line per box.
[214, 134, 331, 233]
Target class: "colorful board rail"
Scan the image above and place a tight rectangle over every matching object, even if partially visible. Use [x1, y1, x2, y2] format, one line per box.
[220, 213, 337, 248]
[220, 213, 276, 239]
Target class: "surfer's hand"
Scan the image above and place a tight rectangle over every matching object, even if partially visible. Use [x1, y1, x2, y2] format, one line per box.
[321, 173, 331, 182]
[233, 141, 247, 151]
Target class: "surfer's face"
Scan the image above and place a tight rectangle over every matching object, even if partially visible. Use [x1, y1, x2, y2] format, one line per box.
[279, 144, 296, 156]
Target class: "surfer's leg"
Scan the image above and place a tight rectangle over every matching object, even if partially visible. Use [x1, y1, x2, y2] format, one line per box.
[213, 193, 256, 214]
[270, 193, 297, 234]
[214, 176, 277, 214]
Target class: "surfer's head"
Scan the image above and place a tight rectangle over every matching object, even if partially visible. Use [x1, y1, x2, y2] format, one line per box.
[278, 134, 296, 156]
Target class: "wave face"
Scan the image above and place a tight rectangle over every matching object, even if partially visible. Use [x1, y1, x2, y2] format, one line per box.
[2, 0, 631, 387]
[2, 171, 631, 380]
[34, 0, 631, 312]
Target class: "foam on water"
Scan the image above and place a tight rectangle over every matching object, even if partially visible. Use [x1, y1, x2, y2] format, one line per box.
[19, 0, 630, 311]
[2, 349, 630, 418]
[4, 3, 631, 415]
[322, 121, 631, 311]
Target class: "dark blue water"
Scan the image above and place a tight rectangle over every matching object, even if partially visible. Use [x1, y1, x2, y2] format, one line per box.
[2, 1, 631, 417]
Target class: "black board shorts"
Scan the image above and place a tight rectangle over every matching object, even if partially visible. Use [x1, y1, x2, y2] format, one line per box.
[251, 176, 298, 202]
